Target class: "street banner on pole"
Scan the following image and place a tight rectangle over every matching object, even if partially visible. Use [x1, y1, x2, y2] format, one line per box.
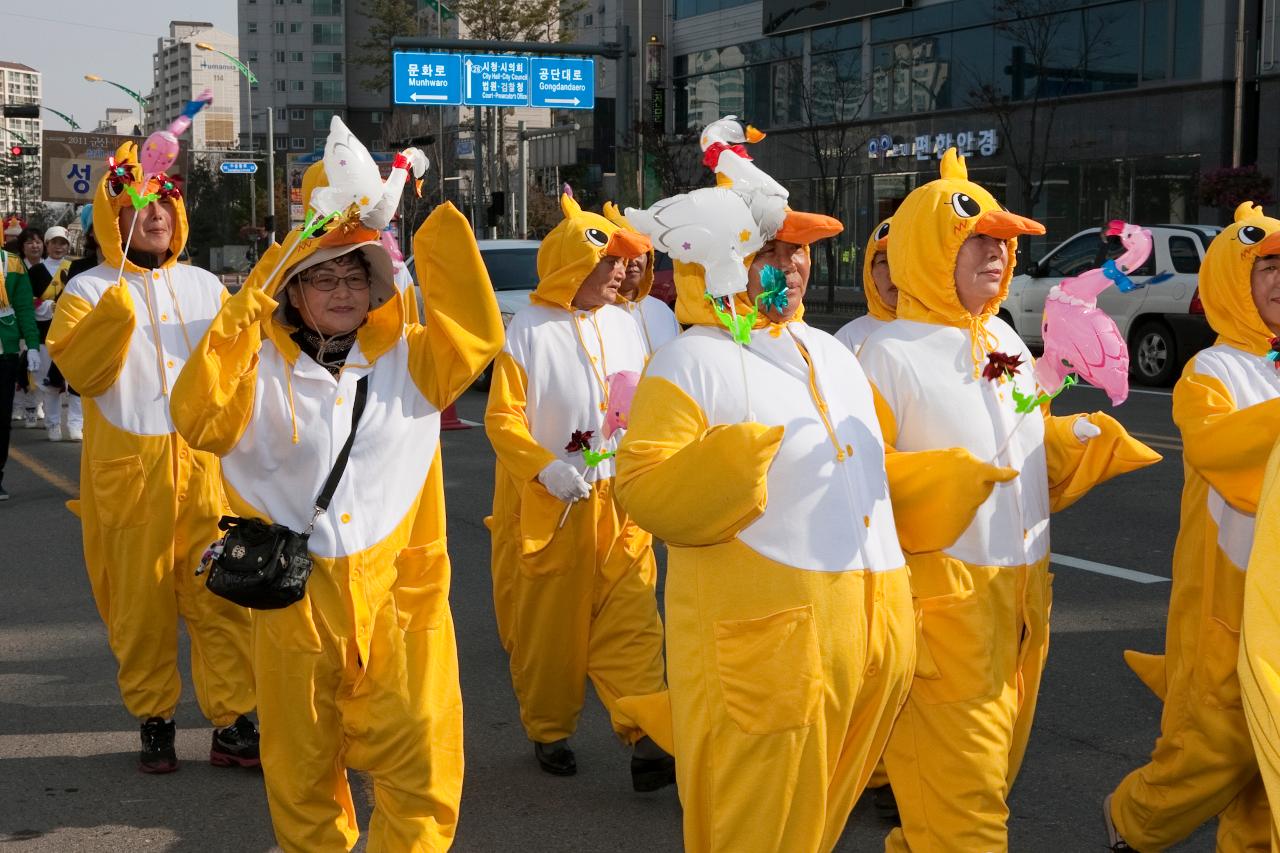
[40, 130, 150, 204]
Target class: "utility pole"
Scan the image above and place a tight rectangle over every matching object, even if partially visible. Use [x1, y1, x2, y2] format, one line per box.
[265, 106, 276, 244]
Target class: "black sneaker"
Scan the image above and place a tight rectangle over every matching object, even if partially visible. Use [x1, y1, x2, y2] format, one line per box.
[872, 784, 900, 824]
[210, 714, 261, 768]
[139, 717, 178, 774]
[534, 739, 577, 776]
[630, 736, 675, 792]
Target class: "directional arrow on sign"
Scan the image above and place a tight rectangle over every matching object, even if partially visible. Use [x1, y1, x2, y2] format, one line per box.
[464, 59, 474, 99]
[410, 93, 449, 101]
[544, 97, 581, 106]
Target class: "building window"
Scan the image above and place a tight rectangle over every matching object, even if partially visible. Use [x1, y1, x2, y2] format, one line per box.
[313, 23, 343, 45]
[673, 35, 804, 131]
[291, 80, 305, 92]
[313, 0, 342, 13]
[313, 52, 343, 74]
[290, 136, 306, 150]
[290, 51, 304, 62]
[274, 22, 285, 35]
[314, 80, 344, 102]
[275, 79, 286, 92]
[290, 108, 305, 119]
[290, 22, 303, 33]
[247, 22, 257, 33]
[313, 108, 336, 130]
[673, 0, 752, 19]
[275, 107, 288, 120]
[275, 50, 286, 63]
[370, 111, 383, 124]
[275, 135, 288, 150]
[248, 51, 258, 63]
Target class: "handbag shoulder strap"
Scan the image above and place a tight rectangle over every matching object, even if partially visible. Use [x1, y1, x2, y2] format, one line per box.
[307, 374, 370, 529]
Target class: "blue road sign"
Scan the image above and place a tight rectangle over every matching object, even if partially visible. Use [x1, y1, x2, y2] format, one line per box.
[463, 54, 530, 107]
[220, 161, 258, 174]
[530, 57, 594, 110]
[393, 52, 462, 105]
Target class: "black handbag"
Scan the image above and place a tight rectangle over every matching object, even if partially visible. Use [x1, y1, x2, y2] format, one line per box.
[198, 375, 370, 610]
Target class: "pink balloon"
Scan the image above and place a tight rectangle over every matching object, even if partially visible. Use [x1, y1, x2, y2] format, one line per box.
[139, 130, 179, 179]
[603, 370, 641, 438]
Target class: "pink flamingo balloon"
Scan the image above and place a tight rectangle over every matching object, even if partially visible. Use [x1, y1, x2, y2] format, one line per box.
[602, 370, 641, 438]
[1034, 220, 1152, 406]
[139, 88, 213, 179]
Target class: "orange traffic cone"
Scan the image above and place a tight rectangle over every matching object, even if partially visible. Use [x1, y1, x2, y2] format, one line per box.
[441, 402, 470, 431]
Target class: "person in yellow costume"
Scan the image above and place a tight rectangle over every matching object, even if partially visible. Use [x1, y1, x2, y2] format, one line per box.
[612, 196, 1020, 853]
[836, 217, 897, 355]
[1107, 202, 1280, 852]
[484, 192, 675, 788]
[171, 116, 498, 852]
[46, 141, 258, 774]
[1242, 437, 1280, 848]
[603, 201, 680, 356]
[856, 149, 1160, 853]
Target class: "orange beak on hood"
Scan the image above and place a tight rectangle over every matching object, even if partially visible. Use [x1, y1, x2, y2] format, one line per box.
[1255, 230, 1280, 256]
[605, 228, 652, 260]
[774, 210, 843, 246]
[745, 125, 766, 144]
[974, 210, 1045, 239]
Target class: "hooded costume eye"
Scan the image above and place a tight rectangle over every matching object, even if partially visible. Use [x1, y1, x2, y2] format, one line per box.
[585, 227, 609, 248]
[950, 193, 981, 218]
[874, 220, 891, 241]
[1239, 225, 1266, 245]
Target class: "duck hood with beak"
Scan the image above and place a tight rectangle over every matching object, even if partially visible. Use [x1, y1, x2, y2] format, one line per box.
[95, 140, 189, 272]
[603, 201, 655, 300]
[863, 217, 895, 322]
[1200, 201, 1280, 356]
[531, 193, 651, 310]
[672, 208, 843, 328]
[890, 148, 1043, 329]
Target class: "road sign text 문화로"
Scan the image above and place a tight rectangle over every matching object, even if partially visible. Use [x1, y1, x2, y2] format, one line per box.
[393, 52, 463, 105]
[530, 57, 594, 109]
[220, 161, 258, 174]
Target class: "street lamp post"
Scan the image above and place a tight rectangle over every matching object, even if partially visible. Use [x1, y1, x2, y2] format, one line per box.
[84, 74, 148, 131]
[195, 43, 261, 233]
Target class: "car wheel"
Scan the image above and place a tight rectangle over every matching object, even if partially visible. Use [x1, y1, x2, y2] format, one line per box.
[1130, 320, 1178, 386]
[473, 361, 493, 392]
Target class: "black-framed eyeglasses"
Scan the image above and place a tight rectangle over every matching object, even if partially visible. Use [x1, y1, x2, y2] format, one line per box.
[301, 272, 372, 292]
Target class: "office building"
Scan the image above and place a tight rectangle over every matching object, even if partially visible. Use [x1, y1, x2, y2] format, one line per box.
[0, 60, 41, 216]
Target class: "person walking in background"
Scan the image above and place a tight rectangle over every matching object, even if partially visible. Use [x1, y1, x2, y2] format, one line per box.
[0, 235, 40, 499]
[47, 141, 259, 774]
[31, 225, 78, 441]
[10, 226, 44, 428]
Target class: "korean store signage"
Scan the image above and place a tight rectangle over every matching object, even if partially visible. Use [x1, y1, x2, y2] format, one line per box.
[867, 129, 1000, 161]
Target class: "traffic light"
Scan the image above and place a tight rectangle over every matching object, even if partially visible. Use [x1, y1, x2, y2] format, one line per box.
[2, 104, 39, 119]
[7, 145, 37, 157]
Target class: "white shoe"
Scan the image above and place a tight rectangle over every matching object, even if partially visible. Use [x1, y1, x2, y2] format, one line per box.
[22, 413, 39, 429]
[67, 425, 82, 442]
[47, 425, 63, 442]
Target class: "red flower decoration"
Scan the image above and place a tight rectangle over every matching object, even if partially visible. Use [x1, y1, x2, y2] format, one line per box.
[1267, 337, 1280, 368]
[565, 430, 594, 453]
[155, 173, 183, 200]
[982, 351, 1025, 382]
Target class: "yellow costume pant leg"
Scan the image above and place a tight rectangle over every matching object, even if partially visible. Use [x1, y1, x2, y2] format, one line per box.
[666, 540, 913, 853]
[1111, 556, 1266, 851]
[487, 466, 523, 655]
[491, 476, 666, 744]
[883, 556, 1052, 853]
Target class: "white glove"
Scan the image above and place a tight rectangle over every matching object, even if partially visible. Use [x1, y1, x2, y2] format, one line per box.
[25, 349, 41, 373]
[538, 459, 591, 503]
[1072, 416, 1101, 444]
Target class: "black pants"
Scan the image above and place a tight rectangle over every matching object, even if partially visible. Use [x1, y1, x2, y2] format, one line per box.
[0, 353, 19, 486]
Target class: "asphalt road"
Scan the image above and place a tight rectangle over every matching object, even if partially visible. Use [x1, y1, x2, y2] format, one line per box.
[0, 369, 1216, 851]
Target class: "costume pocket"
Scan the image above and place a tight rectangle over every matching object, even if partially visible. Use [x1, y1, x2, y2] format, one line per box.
[517, 479, 574, 578]
[1194, 564, 1245, 710]
[911, 588, 997, 705]
[89, 454, 147, 530]
[393, 542, 450, 633]
[713, 604, 823, 735]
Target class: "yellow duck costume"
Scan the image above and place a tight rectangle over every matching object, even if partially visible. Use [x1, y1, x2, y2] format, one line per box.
[604, 201, 680, 356]
[836, 217, 895, 354]
[484, 193, 670, 768]
[857, 150, 1160, 853]
[1110, 203, 1280, 852]
[45, 141, 256, 742]
[1241, 437, 1280, 846]
[170, 117, 501, 850]
[613, 205, 967, 853]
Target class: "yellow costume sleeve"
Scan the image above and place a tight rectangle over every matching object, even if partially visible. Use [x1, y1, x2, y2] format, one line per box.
[1240, 440, 1280, 821]
[1044, 411, 1161, 512]
[870, 384, 1018, 553]
[614, 376, 783, 547]
[46, 283, 135, 397]
[1174, 371, 1280, 513]
[484, 351, 557, 482]
[170, 285, 277, 457]
[406, 202, 504, 410]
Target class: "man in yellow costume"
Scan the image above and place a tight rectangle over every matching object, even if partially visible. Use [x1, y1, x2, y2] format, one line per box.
[604, 201, 680, 356]
[171, 116, 499, 851]
[46, 141, 258, 773]
[613, 191, 1022, 852]
[1242, 438, 1280, 847]
[1109, 202, 1280, 852]
[484, 193, 674, 788]
[836, 217, 896, 355]
[857, 149, 1159, 853]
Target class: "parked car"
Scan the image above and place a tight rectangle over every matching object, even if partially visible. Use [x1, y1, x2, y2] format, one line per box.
[1002, 224, 1222, 386]
[473, 239, 540, 390]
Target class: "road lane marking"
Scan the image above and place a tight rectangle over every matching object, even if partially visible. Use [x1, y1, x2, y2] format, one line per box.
[1127, 430, 1183, 452]
[1074, 383, 1173, 398]
[1051, 553, 1170, 584]
[10, 447, 78, 497]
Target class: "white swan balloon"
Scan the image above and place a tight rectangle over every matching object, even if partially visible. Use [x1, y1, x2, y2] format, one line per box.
[309, 115, 429, 231]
